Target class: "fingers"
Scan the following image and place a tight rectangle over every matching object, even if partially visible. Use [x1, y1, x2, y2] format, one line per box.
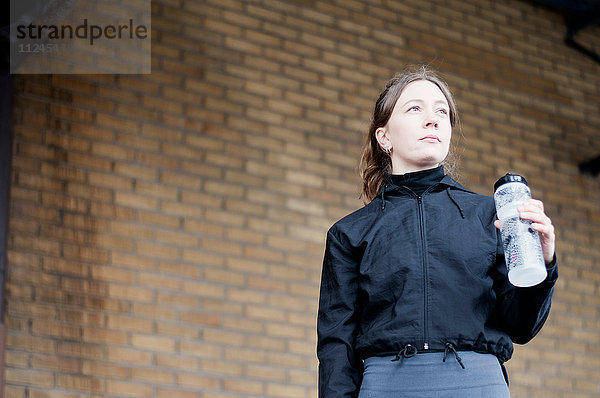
[520, 199, 555, 264]
[518, 198, 543, 215]
[497, 199, 556, 264]
[518, 199, 551, 227]
[529, 221, 554, 237]
[495, 199, 551, 230]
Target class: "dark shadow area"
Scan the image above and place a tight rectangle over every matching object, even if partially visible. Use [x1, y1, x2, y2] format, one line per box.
[528, 0, 600, 63]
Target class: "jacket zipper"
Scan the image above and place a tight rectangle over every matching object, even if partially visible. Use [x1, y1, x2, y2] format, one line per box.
[417, 195, 429, 350]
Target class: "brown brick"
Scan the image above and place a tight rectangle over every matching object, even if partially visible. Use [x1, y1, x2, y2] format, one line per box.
[223, 347, 266, 365]
[83, 327, 128, 345]
[230, 252, 267, 271]
[202, 298, 243, 315]
[157, 388, 200, 398]
[88, 171, 133, 190]
[225, 199, 265, 217]
[114, 162, 157, 180]
[117, 75, 159, 94]
[131, 334, 176, 352]
[182, 249, 224, 267]
[179, 340, 221, 358]
[185, 134, 225, 152]
[160, 171, 202, 189]
[202, 238, 243, 256]
[136, 241, 180, 260]
[177, 373, 221, 390]
[206, 151, 244, 169]
[162, 142, 204, 160]
[202, 359, 243, 376]
[91, 264, 135, 283]
[161, 201, 204, 219]
[227, 287, 266, 304]
[56, 374, 104, 393]
[180, 160, 223, 179]
[183, 220, 224, 237]
[66, 182, 112, 202]
[221, 317, 264, 335]
[204, 181, 245, 198]
[182, 280, 225, 299]
[107, 347, 152, 365]
[111, 252, 155, 271]
[156, 353, 200, 371]
[244, 246, 284, 263]
[90, 233, 135, 251]
[107, 283, 153, 303]
[288, 339, 315, 356]
[266, 351, 307, 368]
[225, 227, 265, 244]
[81, 361, 131, 379]
[179, 308, 223, 326]
[223, 378, 264, 395]
[132, 367, 175, 384]
[138, 152, 181, 171]
[245, 305, 286, 323]
[246, 160, 285, 179]
[156, 290, 197, 308]
[7, 1, 600, 397]
[140, 123, 182, 141]
[65, 152, 112, 172]
[247, 364, 287, 382]
[157, 321, 200, 339]
[107, 380, 153, 397]
[117, 133, 160, 152]
[18, 142, 59, 161]
[109, 221, 154, 240]
[156, 230, 198, 247]
[204, 268, 244, 286]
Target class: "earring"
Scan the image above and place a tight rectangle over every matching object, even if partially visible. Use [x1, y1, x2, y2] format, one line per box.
[384, 146, 391, 154]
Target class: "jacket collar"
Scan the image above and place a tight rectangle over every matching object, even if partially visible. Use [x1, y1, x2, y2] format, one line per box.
[378, 174, 474, 214]
[437, 175, 476, 194]
[382, 174, 474, 196]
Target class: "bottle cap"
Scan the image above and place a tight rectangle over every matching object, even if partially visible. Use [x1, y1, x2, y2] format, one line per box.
[494, 173, 528, 191]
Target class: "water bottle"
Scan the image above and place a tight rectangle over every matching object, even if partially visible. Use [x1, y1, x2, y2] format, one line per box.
[493, 173, 547, 287]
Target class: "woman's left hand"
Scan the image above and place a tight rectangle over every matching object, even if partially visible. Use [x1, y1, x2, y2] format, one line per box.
[494, 199, 555, 264]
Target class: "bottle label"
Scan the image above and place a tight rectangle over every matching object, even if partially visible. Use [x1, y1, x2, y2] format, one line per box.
[500, 217, 545, 273]
[494, 182, 531, 219]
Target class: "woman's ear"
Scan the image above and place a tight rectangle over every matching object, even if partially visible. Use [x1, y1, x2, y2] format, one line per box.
[375, 127, 391, 152]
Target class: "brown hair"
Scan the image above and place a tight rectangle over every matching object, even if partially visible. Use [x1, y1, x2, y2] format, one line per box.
[359, 66, 460, 203]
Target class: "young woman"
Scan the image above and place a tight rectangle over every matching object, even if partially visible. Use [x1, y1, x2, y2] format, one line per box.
[317, 67, 557, 397]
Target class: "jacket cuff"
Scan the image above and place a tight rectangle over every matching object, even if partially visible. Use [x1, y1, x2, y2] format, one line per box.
[545, 253, 557, 268]
[544, 253, 558, 282]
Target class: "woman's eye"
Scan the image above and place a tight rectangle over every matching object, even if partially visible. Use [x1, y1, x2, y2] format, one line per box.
[407, 106, 420, 112]
[437, 108, 448, 115]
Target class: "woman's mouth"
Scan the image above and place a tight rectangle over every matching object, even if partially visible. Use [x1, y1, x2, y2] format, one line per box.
[420, 135, 441, 142]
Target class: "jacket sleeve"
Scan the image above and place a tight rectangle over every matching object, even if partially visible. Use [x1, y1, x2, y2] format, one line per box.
[317, 229, 363, 398]
[490, 228, 558, 344]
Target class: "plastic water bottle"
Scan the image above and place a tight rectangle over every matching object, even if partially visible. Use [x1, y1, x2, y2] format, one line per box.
[493, 173, 547, 287]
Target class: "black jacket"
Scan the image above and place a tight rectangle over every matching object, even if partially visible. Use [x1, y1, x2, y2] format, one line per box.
[317, 175, 558, 397]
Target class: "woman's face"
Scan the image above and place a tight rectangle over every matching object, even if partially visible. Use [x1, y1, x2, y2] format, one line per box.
[376, 80, 452, 174]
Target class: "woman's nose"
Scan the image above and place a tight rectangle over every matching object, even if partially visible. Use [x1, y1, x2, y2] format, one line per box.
[424, 119, 438, 128]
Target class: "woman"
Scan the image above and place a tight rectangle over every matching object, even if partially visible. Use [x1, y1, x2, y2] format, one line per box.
[316, 67, 557, 397]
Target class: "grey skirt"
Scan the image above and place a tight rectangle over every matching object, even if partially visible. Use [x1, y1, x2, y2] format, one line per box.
[359, 351, 510, 398]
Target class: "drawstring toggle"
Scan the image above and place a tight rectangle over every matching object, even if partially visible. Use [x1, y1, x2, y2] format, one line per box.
[443, 343, 465, 369]
[391, 344, 418, 362]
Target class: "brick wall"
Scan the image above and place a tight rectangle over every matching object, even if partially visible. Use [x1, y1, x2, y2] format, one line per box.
[5, 0, 600, 397]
